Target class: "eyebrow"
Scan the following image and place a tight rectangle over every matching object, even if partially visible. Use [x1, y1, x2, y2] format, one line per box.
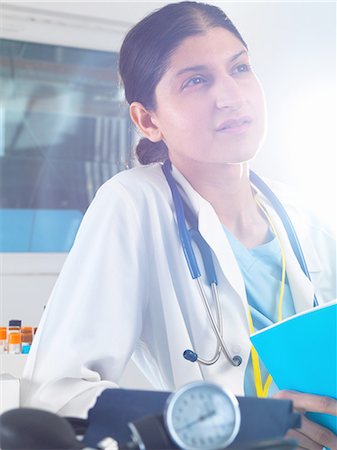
[174, 49, 248, 78]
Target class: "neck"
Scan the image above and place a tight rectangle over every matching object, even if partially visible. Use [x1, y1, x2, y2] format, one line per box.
[171, 158, 270, 248]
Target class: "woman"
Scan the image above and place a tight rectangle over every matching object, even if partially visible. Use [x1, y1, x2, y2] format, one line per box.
[22, 2, 336, 448]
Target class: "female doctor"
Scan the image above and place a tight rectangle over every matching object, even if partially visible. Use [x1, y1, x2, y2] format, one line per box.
[22, 2, 337, 449]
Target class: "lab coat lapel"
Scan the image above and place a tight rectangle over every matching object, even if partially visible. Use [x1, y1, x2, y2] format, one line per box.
[171, 165, 247, 303]
[256, 199, 318, 313]
[170, 164, 321, 313]
[161, 288, 204, 388]
[198, 201, 247, 302]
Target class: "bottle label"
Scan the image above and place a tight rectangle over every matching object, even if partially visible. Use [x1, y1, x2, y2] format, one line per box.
[21, 343, 31, 354]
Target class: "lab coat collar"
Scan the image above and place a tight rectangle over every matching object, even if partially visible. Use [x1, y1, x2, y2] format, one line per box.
[254, 191, 321, 313]
[169, 164, 322, 313]
[251, 177, 323, 276]
[170, 164, 249, 303]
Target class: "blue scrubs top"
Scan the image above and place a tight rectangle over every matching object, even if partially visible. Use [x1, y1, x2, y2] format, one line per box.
[223, 227, 296, 397]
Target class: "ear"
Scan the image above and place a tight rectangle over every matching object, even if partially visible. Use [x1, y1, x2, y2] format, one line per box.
[129, 102, 163, 142]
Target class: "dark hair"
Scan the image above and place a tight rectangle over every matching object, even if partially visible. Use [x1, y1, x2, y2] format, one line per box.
[119, 1, 247, 165]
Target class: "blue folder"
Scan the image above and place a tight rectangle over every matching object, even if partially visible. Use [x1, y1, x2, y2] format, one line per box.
[250, 300, 337, 434]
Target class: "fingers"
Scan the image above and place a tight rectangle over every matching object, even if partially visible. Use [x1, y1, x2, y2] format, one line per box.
[274, 392, 337, 449]
[300, 415, 337, 450]
[274, 390, 337, 416]
[284, 412, 337, 450]
[286, 429, 323, 450]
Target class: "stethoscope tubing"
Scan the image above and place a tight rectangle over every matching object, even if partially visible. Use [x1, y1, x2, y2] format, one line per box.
[162, 160, 201, 280]
[249, 171, 318, 307]
[162, 160, 219, 285]
[162, 159, 318, 367]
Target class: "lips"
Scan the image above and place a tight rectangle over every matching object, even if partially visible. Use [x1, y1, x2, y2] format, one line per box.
[215, 116, 252, 132]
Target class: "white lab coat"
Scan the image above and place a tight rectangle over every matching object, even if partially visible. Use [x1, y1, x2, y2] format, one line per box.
[21, 163, 336, 418]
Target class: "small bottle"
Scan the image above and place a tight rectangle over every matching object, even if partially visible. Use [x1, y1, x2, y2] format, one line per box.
[8, 332, 21, 354]
[0, 327, 7, 353]
[8, 320, 21, 333]
[21, 327, 33, 354]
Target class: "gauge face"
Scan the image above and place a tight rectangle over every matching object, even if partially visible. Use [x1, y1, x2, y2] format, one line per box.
[164, 381, 240, 450]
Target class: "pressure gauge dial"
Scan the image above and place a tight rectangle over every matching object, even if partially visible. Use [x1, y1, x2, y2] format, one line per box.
[164, 381, 240, 450]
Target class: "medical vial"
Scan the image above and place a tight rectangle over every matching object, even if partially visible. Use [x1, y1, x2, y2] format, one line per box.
[0, 327, 7, 353]
[8, 332, 21, 354]
[21, 327, 33, 354]
[8, 320, 21, 334]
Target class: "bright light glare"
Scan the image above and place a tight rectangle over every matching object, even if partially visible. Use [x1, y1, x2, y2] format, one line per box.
[283, 81, 336, 231]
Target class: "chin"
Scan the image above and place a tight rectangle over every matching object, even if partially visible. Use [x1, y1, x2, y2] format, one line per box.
[215, 148, 260, 165]
[225, 139, 264, 164]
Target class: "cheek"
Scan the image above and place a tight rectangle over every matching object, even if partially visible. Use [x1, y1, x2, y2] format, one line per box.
[158, 102, 202, 137]
[258, 97, 267, 134]
[252, 81, 267, 119]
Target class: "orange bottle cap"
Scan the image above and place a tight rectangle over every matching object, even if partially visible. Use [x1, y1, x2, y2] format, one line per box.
[0, 328, 7, 340]
[8, 333, 21, 344]
[21, 327, 33, 335]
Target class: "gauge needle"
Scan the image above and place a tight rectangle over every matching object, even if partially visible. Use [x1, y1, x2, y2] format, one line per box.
[176, 410, 216, 432]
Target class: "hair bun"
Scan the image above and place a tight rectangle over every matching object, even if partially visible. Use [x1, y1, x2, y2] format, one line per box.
[136, 138, 168, 165]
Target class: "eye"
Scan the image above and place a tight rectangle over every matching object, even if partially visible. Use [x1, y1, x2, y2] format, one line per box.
[182, 76, 207, 90]
[231, 63, 252, 75]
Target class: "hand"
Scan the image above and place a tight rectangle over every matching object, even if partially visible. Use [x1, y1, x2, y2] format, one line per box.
[273, 390, 337, 450]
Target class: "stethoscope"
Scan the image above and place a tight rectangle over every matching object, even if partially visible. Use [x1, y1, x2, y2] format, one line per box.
[162, 159, 318, 367]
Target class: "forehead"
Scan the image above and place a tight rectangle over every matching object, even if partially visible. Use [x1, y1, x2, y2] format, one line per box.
[165, 27, 246, 73]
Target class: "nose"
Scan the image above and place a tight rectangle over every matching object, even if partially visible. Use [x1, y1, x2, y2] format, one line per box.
[213, 75, 245, 111]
